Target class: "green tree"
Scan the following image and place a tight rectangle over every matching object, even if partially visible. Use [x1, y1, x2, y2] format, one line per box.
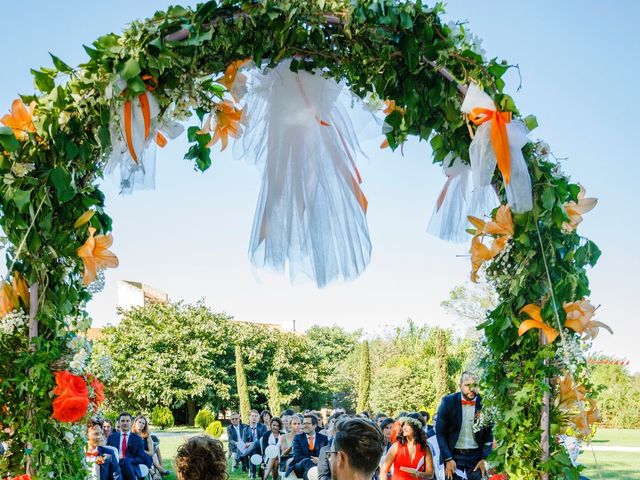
[267, 372, 282, 415]
[434, 328, 449, 402]
[357, 341, 371, 412]
[306, 325, 361, 408]
[235, 344, 251, 423]
[92, 301, 234, 424]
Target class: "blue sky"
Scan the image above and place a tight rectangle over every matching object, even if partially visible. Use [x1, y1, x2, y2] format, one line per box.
[1, 2, 638, 372]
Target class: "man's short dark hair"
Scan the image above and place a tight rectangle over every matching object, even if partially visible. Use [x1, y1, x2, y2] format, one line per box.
[303, 413, 318, 426]
[118, 412, 132, 421]
[419, 411, 430, 422]
[281, 409, 295, 417]
[333, 417, 383, 477]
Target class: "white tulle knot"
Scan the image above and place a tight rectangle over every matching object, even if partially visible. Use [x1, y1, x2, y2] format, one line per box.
[461, 84, 533, 213]
[427, 154, 499, 243]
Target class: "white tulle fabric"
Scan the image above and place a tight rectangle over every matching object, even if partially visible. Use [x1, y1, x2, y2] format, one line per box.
[461, 84, 533, 213]
[427, 154, 499, 243]
[106, 91, 183, 194]
[237, 60, 371, 288]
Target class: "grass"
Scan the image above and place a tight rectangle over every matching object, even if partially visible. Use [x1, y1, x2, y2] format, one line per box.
[155, 428, 640, 480]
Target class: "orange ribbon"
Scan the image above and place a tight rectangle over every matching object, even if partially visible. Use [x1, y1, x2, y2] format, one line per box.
[468, 108, 512, 184]
[123, 75, 159, 163]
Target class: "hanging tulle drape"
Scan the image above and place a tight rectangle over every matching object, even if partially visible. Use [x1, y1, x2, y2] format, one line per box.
[461, 83, 533, 213]
[237, 60, 372, 287]
[427, 154, 499, 243]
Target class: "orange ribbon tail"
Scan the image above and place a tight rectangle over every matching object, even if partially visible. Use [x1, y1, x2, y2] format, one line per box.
[469, 108, 512, 184]
[138, 93, 151, 141]
[123, 100, 138, 163]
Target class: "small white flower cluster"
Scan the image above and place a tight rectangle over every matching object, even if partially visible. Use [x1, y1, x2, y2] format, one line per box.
[68, 335, 92, 374]
[0, 310, 29, 336]
[11, 162, 36, 178]
[363, 91, 385, 113]
[87, 269, 106, 294]
[555, 333, 588, 375]
[445, 21, 486, 59]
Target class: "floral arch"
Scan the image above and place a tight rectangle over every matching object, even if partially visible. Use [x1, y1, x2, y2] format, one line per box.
[0, 1, 604, 479]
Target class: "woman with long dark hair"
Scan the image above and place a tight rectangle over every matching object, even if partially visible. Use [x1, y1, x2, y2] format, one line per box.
[260, 417, 283, 480]
[380, 416, 434, 480]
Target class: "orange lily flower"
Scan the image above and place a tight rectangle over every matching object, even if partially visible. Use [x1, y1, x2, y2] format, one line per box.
[1, 99, 36, 140]
[380, 100, 405, 149]
[0, 282, 18, 318]
[564, 298, 612, 340]
[216, 59, 250, 101]
[557, 374, 586, 410]
[517, 303, 559, 343]
[469, 236, 493, 282]
[10, 272, 29, 309]
[483, 205, 514, 236]
[202, 100, 243, 151]
[73, 210, 96, 229]
[467, 205, 514, 282]
[571, 399, 601, 438]
[77, 227, 119, 286]
[563, 185, 597, 232]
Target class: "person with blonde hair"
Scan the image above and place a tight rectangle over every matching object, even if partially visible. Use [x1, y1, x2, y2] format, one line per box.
[132, 415, 171, 477]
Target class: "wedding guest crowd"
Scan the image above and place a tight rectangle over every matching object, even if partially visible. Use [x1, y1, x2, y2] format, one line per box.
[87, 411, 171, 480]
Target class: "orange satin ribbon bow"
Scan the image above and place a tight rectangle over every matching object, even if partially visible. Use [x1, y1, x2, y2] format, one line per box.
[468, 108, 513, 184]
[123, 75, 165, 163]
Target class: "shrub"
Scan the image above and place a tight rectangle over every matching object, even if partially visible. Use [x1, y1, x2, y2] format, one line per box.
[150, 405, 174, 430]
[206, 420, 223, 438]
[195, 408, 216, 430]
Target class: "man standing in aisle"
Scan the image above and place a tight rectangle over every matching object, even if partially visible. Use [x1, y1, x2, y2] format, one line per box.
[435, 372, 493, 480]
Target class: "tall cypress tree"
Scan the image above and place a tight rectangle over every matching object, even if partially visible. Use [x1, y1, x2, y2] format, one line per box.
[235, 345, 251, 423]
[267, 372, 282, 415]
[435, 328, 449, 402]
[356, 340, 371, 413]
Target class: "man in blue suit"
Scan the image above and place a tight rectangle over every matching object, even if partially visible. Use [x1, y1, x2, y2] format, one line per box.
[241, 409, 268, 479]
[227, 412, 248, 470]
[87, 423, 121, 480]
[435, 372, 493, 480]
[107, 412, 151, 480]
[288, 413, 329, 480]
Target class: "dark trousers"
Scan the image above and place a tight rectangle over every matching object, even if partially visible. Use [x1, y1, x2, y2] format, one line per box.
[294, 459, 316, 480]
[452, 449, 482, 480]
[118, 458, 137, 480]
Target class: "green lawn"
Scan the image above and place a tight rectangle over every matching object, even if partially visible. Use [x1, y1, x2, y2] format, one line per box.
[155, 428, 640, 480]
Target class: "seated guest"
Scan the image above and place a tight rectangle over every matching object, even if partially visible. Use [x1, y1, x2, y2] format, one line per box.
[227, 412, 247, 470]
[103, 419, 114, 440]
[261, 410, 273, 427]
[281, 413, 301, 473]
[87, 422, 121, 480]
[107, 412, 150, 480]
[261, 417, 283, 480]
[288, 413, 329, 480]
[132, 415, 171, 477]
[241, 409, 268, 479]
[329, 417, 384, 480]
[318, 412, 345, 480]
[175, 435, 226, 480]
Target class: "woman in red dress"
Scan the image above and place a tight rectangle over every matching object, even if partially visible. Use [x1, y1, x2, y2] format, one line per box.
[380, 417, 434, 480]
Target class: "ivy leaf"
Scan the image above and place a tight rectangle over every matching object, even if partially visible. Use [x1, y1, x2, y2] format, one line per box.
[119, 58, 141, 81]
[49, 53, 72, 73]
[523, 115, 538, 132]
[50, 167, 76, 203]
[0, 126, 20, 152]
[31, 69, 55, 93]
[574, 241, 601, 268]
[13, 189, 32, 212]
[541, 188, 555, 211]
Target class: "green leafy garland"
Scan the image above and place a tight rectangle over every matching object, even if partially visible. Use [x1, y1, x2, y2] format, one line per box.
[0, 1, 600, 478]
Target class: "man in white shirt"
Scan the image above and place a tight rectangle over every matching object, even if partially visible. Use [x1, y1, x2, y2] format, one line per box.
[435, 372, 493, 480]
